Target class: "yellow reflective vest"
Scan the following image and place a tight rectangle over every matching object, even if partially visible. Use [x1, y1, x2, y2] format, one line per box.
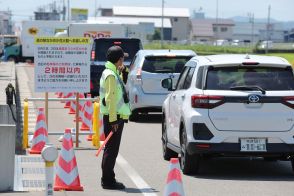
[99, 61, 131, 122]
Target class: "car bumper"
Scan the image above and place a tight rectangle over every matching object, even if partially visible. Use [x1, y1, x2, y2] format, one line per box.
[187, 142, 294, 156]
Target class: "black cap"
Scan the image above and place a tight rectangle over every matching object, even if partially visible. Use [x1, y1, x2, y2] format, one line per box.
[106, 45, 124, 64]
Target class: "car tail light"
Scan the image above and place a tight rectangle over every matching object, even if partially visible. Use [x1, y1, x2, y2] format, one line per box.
[242, 62, 259, 65]
[134, 94, 138, 103]
[282, 96, 294, 109]
[191, 95, 225, 109]
[91, 50, 95, 60]
[90, 81, 93, 90]
[135, 68, 142, 85]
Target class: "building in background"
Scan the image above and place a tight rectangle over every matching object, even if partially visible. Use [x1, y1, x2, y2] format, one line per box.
[34, 9, 60, 21]
[191, 19, 234, 42]
[99, 6, 190, 41]
[87, 16, 172, 42]
[0, 11, 13, 35]
[233, 22, 285, 43]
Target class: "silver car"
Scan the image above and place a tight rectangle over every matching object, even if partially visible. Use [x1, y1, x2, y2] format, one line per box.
[126, 49, 196, 121]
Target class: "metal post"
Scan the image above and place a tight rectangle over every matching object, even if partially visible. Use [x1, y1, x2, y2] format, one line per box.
[265, 5, 271, 54]
[45, 93, 48, 131]
[215, 0, 219, 41]
[67, 0, 70, 21]
[75, 93, 79, 147]
[41, 145, 58, 196]
[22, 98, 29, 149]
[92, 101, 100, 148]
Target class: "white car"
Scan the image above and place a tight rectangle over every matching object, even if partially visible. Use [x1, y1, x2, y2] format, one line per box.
[126, 49, 196, 121]
[161, 54, 294, 174]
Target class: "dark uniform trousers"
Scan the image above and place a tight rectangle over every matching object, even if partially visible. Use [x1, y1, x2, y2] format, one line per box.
[101, 115, 124, 184]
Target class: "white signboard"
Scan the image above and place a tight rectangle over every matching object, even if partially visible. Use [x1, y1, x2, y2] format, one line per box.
[34, 37, 91, 93]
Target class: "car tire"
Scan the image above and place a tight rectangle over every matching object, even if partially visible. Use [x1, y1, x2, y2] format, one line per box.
[180, 126, 200, 175]
[162, 115, 178, 161]
[129, 111, 139, 121]
[290, 159, 294, 173]
[7, 55, 18, 63]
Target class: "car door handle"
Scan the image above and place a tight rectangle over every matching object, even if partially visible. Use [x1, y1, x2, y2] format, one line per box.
[181, 94, 185, 99]
[172, 94, 176, 99]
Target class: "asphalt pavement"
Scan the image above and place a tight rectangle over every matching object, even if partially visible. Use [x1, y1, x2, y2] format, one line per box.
[0, 62, 160, 196]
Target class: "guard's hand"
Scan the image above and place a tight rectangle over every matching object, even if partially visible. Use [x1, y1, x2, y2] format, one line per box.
[111, 123, 119, 132]
[118, 64, 125, 72]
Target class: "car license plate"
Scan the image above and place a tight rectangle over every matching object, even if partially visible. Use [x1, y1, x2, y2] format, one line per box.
[240, 138, 266, 152]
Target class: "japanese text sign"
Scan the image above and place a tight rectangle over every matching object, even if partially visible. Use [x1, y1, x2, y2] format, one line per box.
[34, 37, 91, 93]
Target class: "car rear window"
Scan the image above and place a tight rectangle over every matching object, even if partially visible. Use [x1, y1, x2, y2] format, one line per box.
[206, 66, 294, 91]
[142, 56, 193, 73]
[94, 39, 142, 62]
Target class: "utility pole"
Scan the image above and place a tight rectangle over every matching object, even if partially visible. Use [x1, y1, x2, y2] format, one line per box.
[161, 0, 164, 48]
[67, 0, 70, 21]
[94, 0, 97, 18]
[215, 0, 219, 41]
[265, 5, 271, 54]
[62, 0, 66, 21]
[248, 12, 255, 48]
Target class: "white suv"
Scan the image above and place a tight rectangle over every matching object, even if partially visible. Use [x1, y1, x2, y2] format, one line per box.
[161, 54, 294, 175]
[126, 49, 196, 120]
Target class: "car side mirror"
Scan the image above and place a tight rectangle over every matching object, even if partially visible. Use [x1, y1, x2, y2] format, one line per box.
[161, 78, 173, 91]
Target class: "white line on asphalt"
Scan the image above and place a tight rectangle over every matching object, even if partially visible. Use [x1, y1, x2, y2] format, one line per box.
[117, 154, 158, 196]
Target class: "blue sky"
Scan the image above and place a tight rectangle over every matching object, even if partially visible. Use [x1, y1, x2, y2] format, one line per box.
[1, 0, 293, 22]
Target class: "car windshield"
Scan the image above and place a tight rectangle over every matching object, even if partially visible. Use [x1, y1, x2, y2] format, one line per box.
[94, 39, 141, 62]
[142, 56, 193, 73]
[206, 66, 294, 91]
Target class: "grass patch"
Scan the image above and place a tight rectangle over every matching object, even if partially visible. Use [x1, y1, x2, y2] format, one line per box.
[265, 53, 294, 65]
[144, 43, 253, 55]
[144, 43, 294, 66]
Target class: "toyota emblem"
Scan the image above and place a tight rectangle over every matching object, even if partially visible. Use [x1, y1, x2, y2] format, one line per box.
[248, 94, 260, 103]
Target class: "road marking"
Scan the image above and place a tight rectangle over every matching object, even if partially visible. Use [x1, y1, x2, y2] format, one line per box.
[117, 154, 158, 196]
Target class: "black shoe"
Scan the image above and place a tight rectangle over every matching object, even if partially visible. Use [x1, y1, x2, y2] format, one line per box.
[101, 181, 125, 190]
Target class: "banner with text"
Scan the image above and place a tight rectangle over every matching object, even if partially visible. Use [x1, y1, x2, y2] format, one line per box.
[34, 37, 91, 93]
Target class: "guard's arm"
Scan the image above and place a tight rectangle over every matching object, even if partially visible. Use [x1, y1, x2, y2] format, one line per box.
[104, 75, 117, 124]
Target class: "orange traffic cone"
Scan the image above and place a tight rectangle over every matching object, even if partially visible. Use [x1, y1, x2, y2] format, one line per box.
[29, 108, 48, 154]
[80, 94, 92, 131]
[68, 94, 76, 114]
[164, 158, 185, 196]
[64, 92, 73, 108]
[54, 128, 83, 191]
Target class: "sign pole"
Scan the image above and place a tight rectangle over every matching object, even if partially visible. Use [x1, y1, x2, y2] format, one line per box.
[45, 92, 49, 130]
[75, 93, 79, 147]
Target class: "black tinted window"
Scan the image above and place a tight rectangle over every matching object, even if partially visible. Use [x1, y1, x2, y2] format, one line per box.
[142, 56, 193, 73]
[183, 68, 195, 89]
[206, 66, 294, 90]
[94, 39, 142, 62]
[196, 67, 204, 89]
[176, 67, 190, 90]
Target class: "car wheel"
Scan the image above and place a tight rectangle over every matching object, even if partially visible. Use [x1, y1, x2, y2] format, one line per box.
[8, 56, 17, 63]
[180, 126, 200, 175]
[129, 111, 139, 121]
[263, 157, 278, 162]
[162, 115, 178, 161]
[290, 159, 294, 173]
